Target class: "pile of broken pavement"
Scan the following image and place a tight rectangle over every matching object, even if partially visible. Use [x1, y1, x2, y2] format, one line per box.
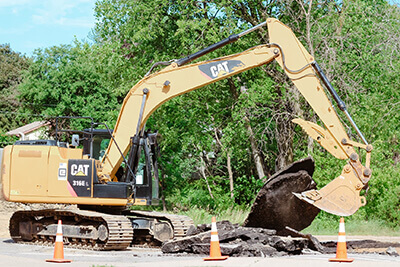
[161, 220, 324, 257]
[161, 220, 400, 257]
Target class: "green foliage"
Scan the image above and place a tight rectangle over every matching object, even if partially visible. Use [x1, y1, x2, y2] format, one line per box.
[17, 41, 126, 130]
[0, 44, 30, 131]
[0, 133, 18, 148]
[165, 178, 234, 212]
[180, 206, 250, 226]
[0, 44, 30, 91]
[233, 175, 264, 205]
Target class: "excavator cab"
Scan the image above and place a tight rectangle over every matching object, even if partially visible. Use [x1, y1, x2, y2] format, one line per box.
[81, 126, 161, 205]
[81, 128, 111, 160]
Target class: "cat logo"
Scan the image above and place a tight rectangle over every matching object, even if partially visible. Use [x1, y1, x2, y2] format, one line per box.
[70, 164, 90, 176]
[210, 61, 229, 78]
[198, 60, 245, 80]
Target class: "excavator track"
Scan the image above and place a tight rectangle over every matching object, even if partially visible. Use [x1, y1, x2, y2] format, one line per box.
[9, 209, 194, 250]
[125, 210, 194, 238]
[10, 209, 133, 250]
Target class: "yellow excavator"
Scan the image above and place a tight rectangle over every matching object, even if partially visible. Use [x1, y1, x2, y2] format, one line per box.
[1, 18, 372, 250]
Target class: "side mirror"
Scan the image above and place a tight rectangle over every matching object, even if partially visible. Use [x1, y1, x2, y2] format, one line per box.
[71, 134, 79, 147]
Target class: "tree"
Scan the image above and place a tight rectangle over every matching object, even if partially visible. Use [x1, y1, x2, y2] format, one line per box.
[18, 41, 128, 131]
[0, 44, 30, 132]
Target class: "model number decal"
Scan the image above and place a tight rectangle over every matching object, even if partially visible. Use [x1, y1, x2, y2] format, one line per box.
[73, 180, 88, 187]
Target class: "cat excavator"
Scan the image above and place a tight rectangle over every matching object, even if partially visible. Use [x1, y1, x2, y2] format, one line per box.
[1, 18, 372, 250]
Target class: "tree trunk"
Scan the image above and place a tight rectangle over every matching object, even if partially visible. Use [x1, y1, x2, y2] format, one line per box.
[227, 150, 234, 198]
[244, 116, 266, 179]
[274, 85, 296, 171]
[199, 156, 214, 199]
[228, 78, 267, 180]
[274, 113, 294, 171]
[214, 127, 235, 199]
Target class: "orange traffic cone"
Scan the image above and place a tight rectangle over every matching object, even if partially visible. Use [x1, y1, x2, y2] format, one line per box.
[329, 217, 354, 262]
[46, 220, 72, 263]
[203, 216, 229, 261]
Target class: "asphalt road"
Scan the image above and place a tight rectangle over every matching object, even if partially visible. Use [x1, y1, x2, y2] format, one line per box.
[1, 238, 400, 267]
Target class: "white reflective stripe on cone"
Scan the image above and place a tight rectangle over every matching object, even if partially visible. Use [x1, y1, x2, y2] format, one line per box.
[57, 222, 62, 234]
[339, 223, 345, 233]
[211, 234, 219, 242]
[211, 222, 217, 232]
[337, 235, 346, 243]
[56, 234, 63, 242]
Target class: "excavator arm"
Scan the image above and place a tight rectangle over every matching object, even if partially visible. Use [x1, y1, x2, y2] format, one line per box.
[101, 18, 372, 216]
[267, 19, 372, 216]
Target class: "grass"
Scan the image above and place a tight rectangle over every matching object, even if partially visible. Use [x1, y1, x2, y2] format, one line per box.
[179, 206, 250, 226]
[304, 216, 400, 236]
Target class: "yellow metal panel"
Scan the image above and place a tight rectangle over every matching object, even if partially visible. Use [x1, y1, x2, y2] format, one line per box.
[5, 143, 128, 206]
[128, 198, 147, 205]
[1, 146, 11, 200]
[10, 145, 50, 197]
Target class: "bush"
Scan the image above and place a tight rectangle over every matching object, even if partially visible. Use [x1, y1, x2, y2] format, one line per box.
[0, 133, 17, 148]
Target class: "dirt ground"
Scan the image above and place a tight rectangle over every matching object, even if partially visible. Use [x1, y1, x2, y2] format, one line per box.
[0, 211, 11, 238]
[0, 188, 20, 238]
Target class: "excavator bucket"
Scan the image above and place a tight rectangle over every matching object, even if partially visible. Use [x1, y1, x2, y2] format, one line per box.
[244, 157, 320, 236]
[291, 118, 367, 216]
[294, 169, 366, 217]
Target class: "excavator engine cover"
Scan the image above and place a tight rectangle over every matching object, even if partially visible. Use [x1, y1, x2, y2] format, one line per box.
[244, 157, 320, 236]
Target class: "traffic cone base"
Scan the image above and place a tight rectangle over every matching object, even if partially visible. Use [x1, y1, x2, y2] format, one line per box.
[329, 257, 354, 263]
[203, 216, 229, 261]
[204, 255, 229, 261]
[46, 220, 72, 263]
[46, 259, 72, 263]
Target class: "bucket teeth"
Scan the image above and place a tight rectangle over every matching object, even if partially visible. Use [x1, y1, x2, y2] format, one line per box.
[292, 192, 315, 205]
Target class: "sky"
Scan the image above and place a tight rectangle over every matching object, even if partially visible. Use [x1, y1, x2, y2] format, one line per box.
[0, 0, 97, 56]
